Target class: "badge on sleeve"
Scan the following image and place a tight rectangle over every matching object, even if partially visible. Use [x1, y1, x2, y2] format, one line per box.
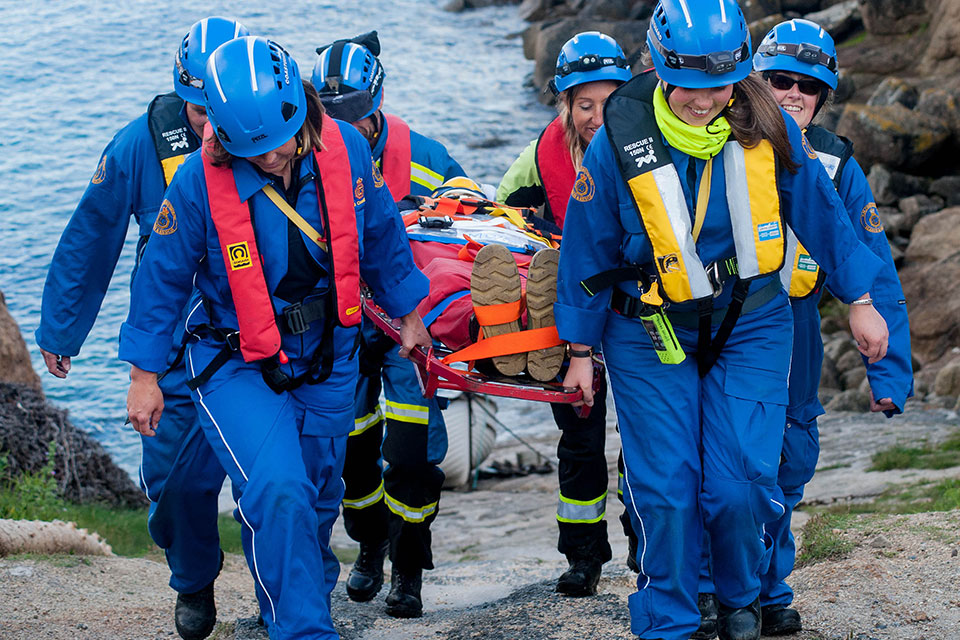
[801, 134, 818, 160]
[354, 177, 365, 205]
[91, 155, 107, 184]
[153, 199, 178, 236]
[372, 160, 385, 188]
[572, 167, 596, 202]
[861, 202, 883, 233]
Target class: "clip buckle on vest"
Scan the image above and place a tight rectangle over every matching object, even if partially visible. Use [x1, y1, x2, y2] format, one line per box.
[283, 303, 308, 335]
[418, 215, 453, 229]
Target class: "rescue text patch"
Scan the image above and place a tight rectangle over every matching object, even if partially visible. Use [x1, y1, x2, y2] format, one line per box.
[572, 168, 595, 202]
[227, 241, 252, 270]
[153, 199, 178, 236]
[861, 202, 883, 233]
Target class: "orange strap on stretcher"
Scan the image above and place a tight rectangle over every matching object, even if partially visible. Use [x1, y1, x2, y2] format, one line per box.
[440, 326, 563, 365]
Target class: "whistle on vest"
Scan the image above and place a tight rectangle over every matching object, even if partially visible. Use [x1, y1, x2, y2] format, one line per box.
[638, 282, 685, 365]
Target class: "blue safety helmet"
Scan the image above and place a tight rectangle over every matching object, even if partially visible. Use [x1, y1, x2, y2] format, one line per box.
[312, 32, 385, 123]
[647, 0, 752, 89]
[753, 19, 839, 90]
[173, 17, 249, 105]
[203, 37, 307, 158]
[550, 31, 631, 95]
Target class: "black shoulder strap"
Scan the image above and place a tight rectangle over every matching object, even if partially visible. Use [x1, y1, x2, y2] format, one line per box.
[804, 125, 853, 188]
[147, 92, 201, 185]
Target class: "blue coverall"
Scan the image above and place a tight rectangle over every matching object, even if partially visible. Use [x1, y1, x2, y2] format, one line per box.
[345, 114, 465, 572]
[119, 119, 428, 640]
[556, 113, 884, 640]
[36, 100, 225, 594]
[758, 150, 913, 610]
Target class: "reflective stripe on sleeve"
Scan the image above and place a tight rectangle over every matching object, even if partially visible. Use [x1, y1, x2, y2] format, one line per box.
[410, 162, 443, 191]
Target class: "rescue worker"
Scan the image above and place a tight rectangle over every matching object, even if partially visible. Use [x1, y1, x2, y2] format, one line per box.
[496, 31, 632, 596]
[555, 1, 890, 638]
[698, 19, 908, 637]
[121, 36, 430, 640]
[36, 17, 247, 640]
[311, 32, 465, 618]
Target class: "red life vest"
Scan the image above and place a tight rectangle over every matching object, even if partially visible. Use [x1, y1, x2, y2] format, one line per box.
[535, 116, 576, 230]
[381, 113, 412, 200]
[201, 115, 362, 363]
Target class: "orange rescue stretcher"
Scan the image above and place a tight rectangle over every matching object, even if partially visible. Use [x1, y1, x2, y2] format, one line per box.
[362, 295, 588, 408]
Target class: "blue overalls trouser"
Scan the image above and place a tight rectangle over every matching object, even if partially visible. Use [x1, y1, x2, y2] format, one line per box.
[187, 342, 353, 640]
[140, 357, 226, 594]
[612, 292, 791, 640]
[342, 318, 448, 571]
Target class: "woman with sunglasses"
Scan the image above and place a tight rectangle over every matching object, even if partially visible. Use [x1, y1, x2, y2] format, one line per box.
[495, 31, 632, 597]
[121, 36, 430, 640]
[556, 0, 890, 638]
[730, 19, 911, 636]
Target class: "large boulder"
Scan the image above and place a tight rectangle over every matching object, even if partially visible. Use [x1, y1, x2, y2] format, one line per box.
[859, 0, 929, 36]
[804, 0, 862, 41]
[836, 103, 950, 170]
[865, 164, 931, 206]
[0, 382, 146, 508]
[899, 207, 960, 366]
[741, 0, 782, 23]
[0, 293, 41, 393]
[919, 0, 960, 75]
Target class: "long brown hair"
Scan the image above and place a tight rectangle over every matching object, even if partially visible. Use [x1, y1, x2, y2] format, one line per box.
[205, 81, 326, 167]
[724, 74, 799, 173]
[557, 86, 588, 171]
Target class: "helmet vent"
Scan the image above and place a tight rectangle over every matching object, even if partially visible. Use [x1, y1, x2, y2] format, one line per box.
[273, 65, 281, 75]
[276, 80, 283, 90]
[281, 102, 298, 122]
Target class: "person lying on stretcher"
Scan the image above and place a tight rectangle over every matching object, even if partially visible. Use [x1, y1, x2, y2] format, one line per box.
[393, 177, 567, 382]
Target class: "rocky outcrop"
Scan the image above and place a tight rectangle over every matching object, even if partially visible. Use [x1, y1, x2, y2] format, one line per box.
[0, 381, 146, 508]
[0, 292, 42, 393]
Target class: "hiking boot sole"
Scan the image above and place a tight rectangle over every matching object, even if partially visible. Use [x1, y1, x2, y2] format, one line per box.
[471, 244, 525, 376]
[525, 248, 564, 382]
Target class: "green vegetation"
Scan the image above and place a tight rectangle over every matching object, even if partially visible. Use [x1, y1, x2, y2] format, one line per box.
[0, 443, 243, 558]
[837, 31, 868, 48]
[796, 513, 858, 567]
[869, 432, 960, 471]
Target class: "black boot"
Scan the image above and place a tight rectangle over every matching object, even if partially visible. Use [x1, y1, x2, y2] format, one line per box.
[761, 604, 802, 635]
[691, 592, 718, 640]
[346, 540, 389, 602]
[717, 597, 761, 640]
[385, 565, 423, 618]
[175, 551, 222, 640]
[556, 556, 603, 597]
[625, 531, 640, 573]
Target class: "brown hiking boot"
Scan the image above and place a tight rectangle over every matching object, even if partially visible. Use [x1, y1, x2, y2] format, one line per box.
[470, 244, 525, 376]
[525, 248, 564, 382]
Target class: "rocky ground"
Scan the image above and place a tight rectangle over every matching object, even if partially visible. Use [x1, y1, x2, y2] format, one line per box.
[2, 400, 959, 640]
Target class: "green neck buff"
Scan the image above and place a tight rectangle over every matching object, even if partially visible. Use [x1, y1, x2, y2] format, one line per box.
[653, 84, 731, 160]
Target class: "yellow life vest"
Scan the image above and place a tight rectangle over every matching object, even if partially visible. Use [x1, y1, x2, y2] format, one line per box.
[604, 72, 786, 304]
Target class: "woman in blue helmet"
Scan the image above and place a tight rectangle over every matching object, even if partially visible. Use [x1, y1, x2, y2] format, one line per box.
[496, 31, 634, 597]
[121, 36, 430, 640]
[556, 1, 890, 638]
[716, 19, 910, 636]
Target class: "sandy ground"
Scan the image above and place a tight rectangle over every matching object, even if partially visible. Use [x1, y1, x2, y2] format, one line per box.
[1, 402, 959, 640]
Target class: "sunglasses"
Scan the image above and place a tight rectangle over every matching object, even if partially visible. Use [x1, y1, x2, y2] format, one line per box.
[766, 73, 824, 96]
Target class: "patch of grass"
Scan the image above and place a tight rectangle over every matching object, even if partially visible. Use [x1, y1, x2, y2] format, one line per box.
[817, 462, 852, 472]
[333, 545, 358, 565]
[796, 513, 856, 567]
[869, 432, 960, 471]
[838, 31, 868, 48]
[797, 513, 860, 565]
[0, 443, 244, 557]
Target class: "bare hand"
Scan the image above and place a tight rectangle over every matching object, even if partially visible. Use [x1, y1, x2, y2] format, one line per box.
[870, 390, 897, 413]
[40, 349, 71, 378]
[562, 349, 595, 407]
[849, 301, 888, 364]
[126, 366, 163, 437]
[397, 310, 432, 360]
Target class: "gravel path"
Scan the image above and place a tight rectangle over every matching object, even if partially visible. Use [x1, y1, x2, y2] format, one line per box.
[1, 403, 958, 639]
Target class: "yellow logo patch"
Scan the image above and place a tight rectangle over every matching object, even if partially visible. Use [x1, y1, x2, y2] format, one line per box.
[91, 155, 107, 184]
[354, 177, 365, 205]
[227, 241, 252, 270]
[572, 168, 595, 202]
[372, 161, 384, 188]
[861, 202, 884, 233]
[346, 305, 360, 315]
[657, 253, 681, 273]
[801, 134, 818, 160]
[153, 199, 178, 235]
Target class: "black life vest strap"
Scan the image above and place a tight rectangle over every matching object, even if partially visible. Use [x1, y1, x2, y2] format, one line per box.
[696, 279, 751, 378]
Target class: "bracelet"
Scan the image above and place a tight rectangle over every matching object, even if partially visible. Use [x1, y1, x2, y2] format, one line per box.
[568, 346, 594, 358]
[850, 298, 874, 306]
